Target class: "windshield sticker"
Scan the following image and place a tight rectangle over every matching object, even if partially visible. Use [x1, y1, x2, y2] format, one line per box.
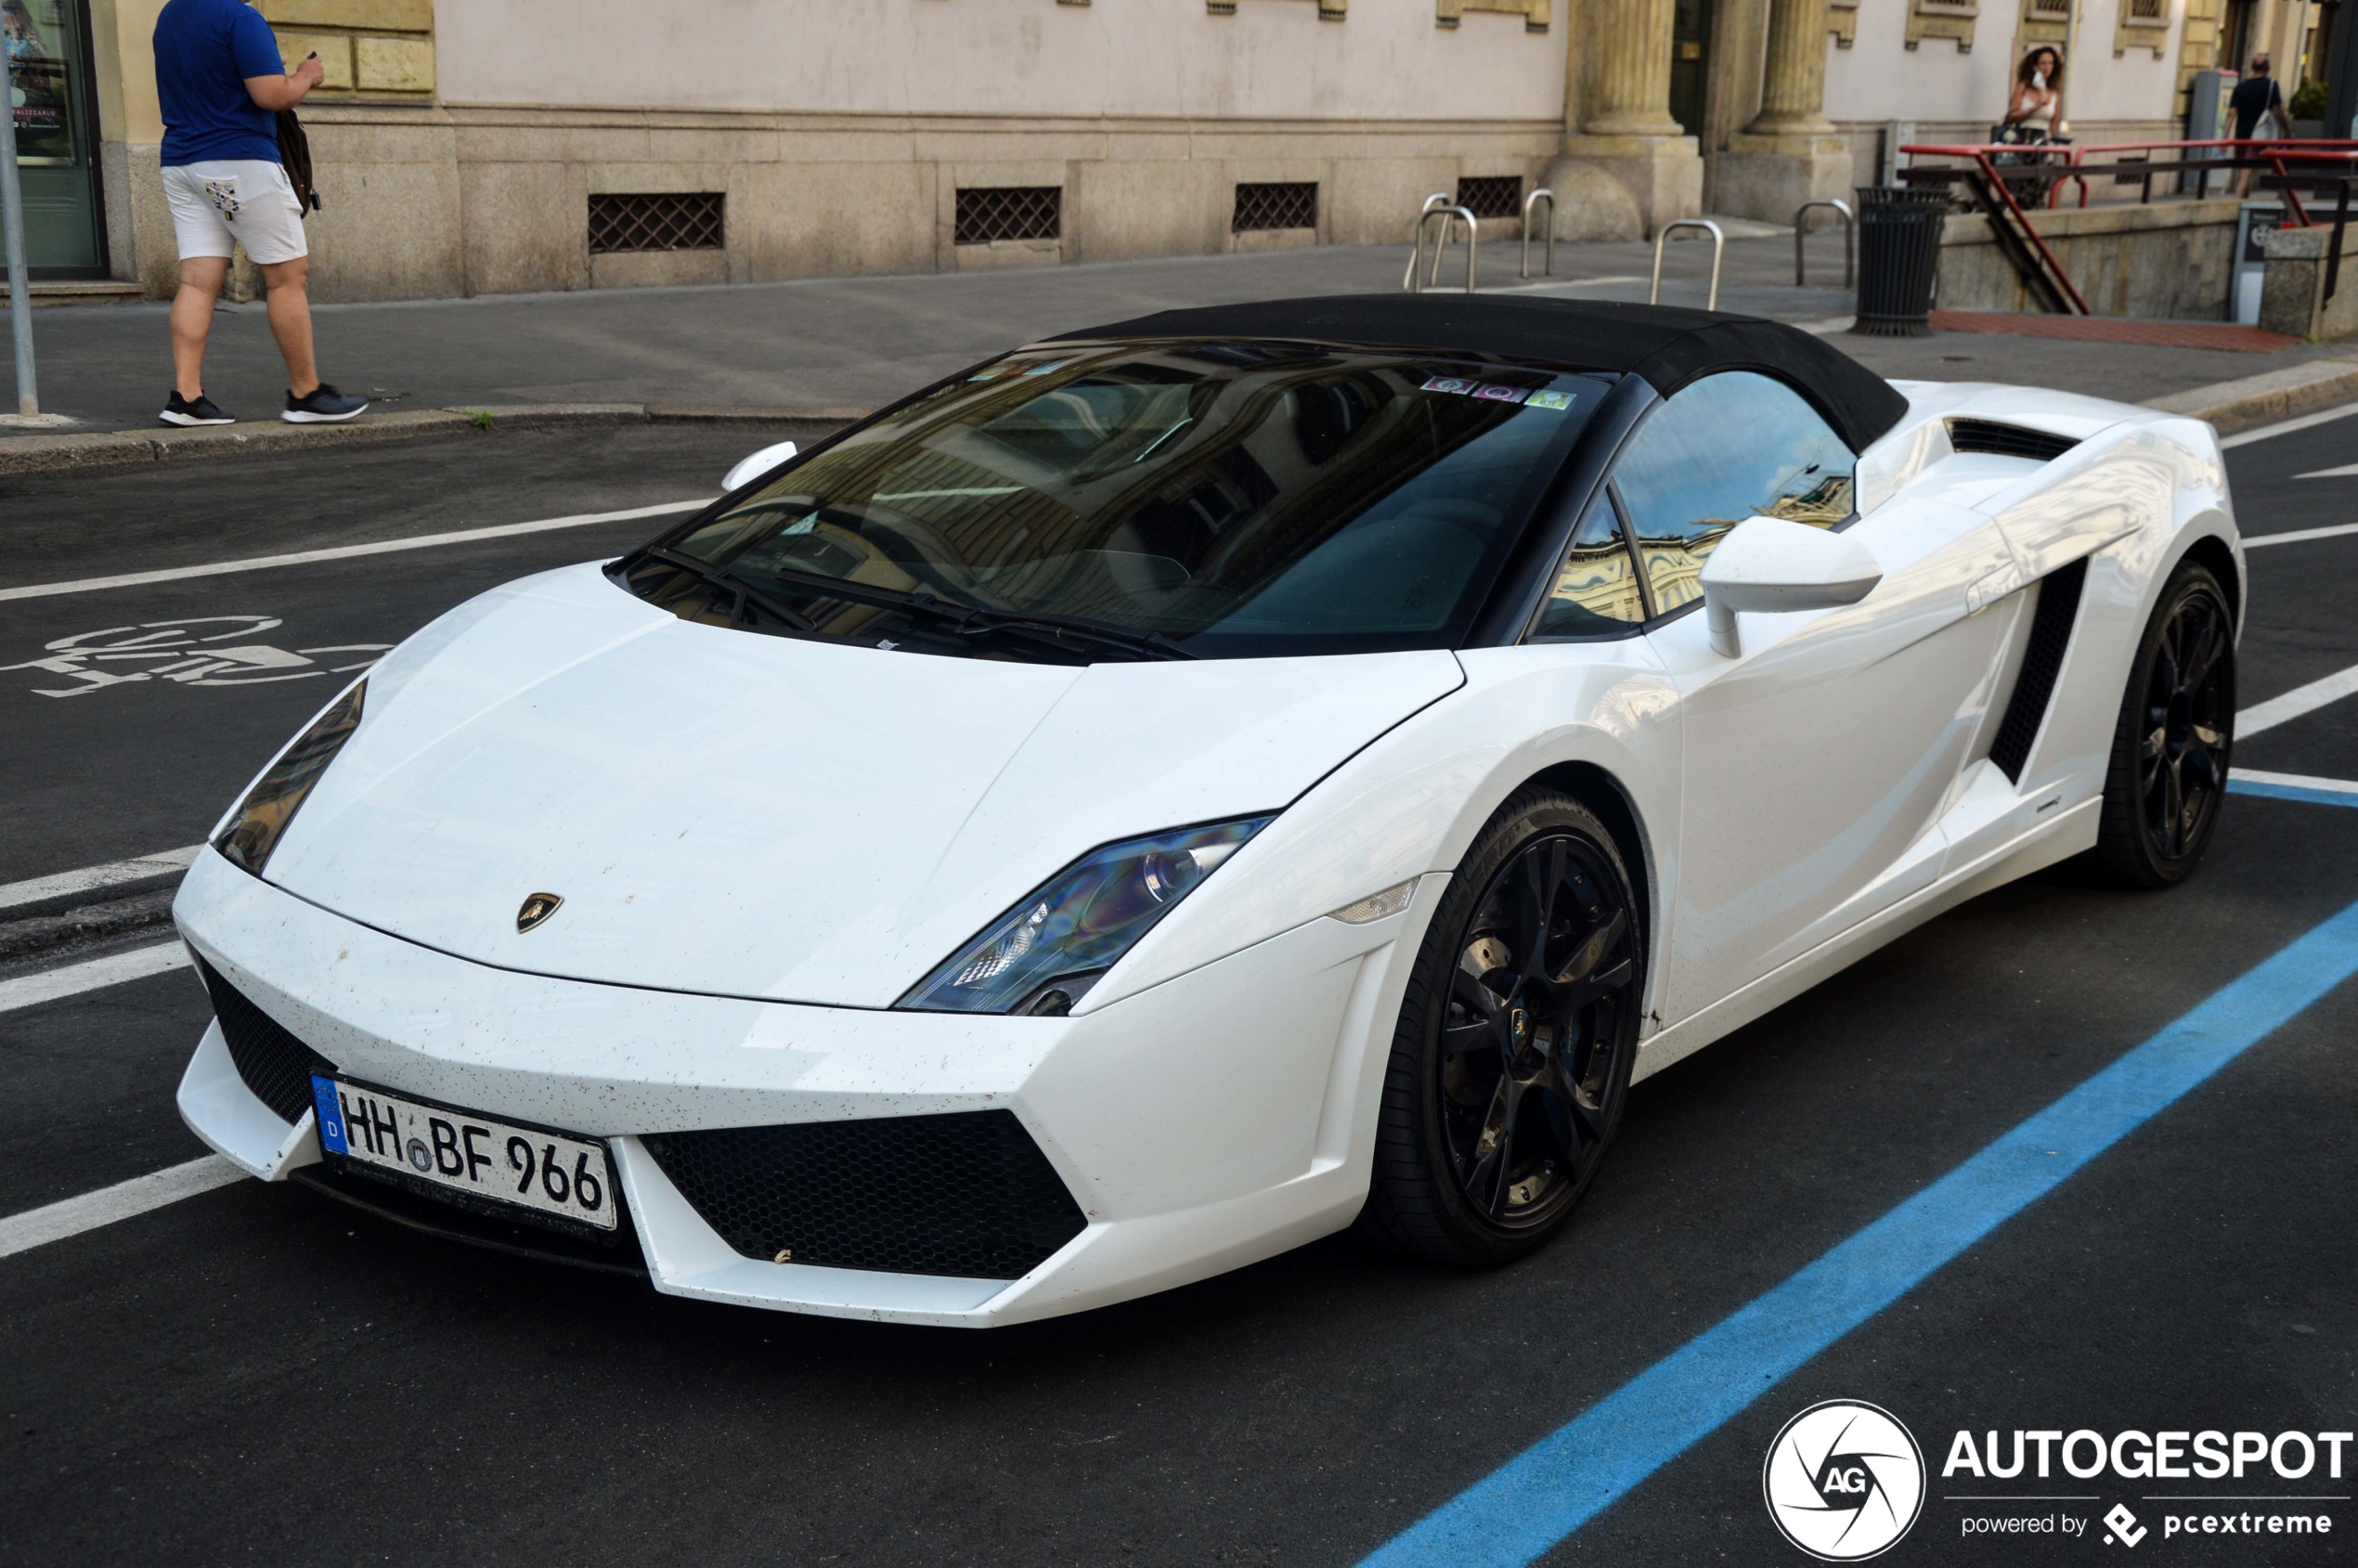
[1020, 359, 1072, 377]
[966, 366, 1014, 382]
[1422, 375, 1553, 407]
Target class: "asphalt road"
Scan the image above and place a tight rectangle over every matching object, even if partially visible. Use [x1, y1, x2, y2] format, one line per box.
[3, 412, 2355, 1566]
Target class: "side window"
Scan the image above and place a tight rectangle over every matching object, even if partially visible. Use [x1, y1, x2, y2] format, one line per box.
[1611, 371, 1857, 616]
[1531, 492, 1649, 639]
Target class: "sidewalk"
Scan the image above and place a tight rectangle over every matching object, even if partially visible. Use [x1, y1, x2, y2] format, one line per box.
[7, 228, 2352, 440]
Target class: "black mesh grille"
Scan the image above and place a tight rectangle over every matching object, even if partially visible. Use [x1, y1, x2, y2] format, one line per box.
[954, 187, 1062, 244]
[1233, 181, 1317, 231]
[1948, 418, 2079, 464]
[1988, 556, 2089, 782]
[641, 1110, 1086, 1279]
[587, 192, 725, 255]
[1457, 175, 1523, 218]
[196, 957, 333, 1124]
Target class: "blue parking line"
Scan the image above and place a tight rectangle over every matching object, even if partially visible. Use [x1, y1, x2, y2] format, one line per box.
[1359, 894, 2358, 1568]
[2230, 778, 2358, 810]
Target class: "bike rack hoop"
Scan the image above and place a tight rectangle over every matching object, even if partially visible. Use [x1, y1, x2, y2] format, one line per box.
[1650, 218, 1725, 310]
[1521, 188, 1557, 279]
[1405, 202, 1480, 294]
[1793, 198, 1855, 289]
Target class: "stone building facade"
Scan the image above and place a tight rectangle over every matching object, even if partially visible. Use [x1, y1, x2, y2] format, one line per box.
[10, 0, 2322, 303]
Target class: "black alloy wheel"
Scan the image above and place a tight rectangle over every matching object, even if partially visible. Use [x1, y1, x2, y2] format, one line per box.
[1360, 790, 1644, 1264]
[2096, 561, 2235, 888]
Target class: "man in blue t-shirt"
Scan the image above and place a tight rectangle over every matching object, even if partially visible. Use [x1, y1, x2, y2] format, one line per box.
[152, 0, 367, 426]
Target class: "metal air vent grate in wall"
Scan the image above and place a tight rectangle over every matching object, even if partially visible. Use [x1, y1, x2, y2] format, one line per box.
[955, 187, 1063, 244]
[1456, 175, 1524, 219]
[1948, 417, 2080, 464]
[587, 192, 726, 255]
[1233, 181, 1318, 232]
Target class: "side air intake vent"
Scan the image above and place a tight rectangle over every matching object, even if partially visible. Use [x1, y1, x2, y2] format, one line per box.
[1987, 556, 2089, 782]
[1948, 418, 2079, 464]
[195, 957, 334, 1125]
[641, 1110, 1087, 1279]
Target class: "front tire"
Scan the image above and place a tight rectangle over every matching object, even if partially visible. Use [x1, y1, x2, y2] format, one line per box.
[1357, 789, 1645, 1265]
[2093, 560, 2235, 888]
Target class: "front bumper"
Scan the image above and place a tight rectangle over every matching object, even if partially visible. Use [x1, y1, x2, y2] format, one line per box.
[172, 847, 1428, 1326]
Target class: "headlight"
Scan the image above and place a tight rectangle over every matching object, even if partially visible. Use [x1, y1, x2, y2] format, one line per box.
[214, 679, 366, 876]
[899, 815, 1273, 1016]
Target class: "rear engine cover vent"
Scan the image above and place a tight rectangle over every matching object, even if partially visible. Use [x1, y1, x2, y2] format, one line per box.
[1948, 418, 2079, 464]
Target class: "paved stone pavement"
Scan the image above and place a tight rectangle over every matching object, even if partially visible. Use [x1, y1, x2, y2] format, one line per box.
[14, 228, 2348, 433]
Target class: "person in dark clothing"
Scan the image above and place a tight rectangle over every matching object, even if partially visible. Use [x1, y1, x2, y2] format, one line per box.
[151, 0, 368, 427]
[2231, 54, 2288, 196]
[2231, 54, 2287, 138]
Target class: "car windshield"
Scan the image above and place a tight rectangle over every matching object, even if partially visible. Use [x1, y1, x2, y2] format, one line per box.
[618, 341, 1609, 660]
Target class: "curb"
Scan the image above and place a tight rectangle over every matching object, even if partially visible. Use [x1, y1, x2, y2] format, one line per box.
[0, 402, 869, 478]
[2143, 356, 2358, 435]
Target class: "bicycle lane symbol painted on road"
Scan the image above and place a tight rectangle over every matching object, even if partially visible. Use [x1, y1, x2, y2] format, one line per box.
[0, 616, 392, 698]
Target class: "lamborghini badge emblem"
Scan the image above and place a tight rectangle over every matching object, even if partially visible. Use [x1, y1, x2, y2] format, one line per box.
[516, 892, 564, 933]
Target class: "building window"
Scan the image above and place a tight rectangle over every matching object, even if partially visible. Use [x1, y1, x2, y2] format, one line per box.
[955, 187, 1063, 244]
[1904, 0, 1976, 52]
[1456, 175, 1524, 219]
[588, 192, 725, 255]
[1232, 182, 1318, 231]
[2114, 0, 2169, 58]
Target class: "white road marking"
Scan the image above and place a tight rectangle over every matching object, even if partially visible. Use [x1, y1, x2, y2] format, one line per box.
[2243, 521, 2358, 549]
[0, 1156, 241, 1259]
[2219, 401, 2358, 448]
[0, 498, 713, 605]
[0, 941, 191, 1015]
[2235, 769, 2358, 797]
[2296, 463, 2358, 479]
[0, 845, 201, 914]
[2238, 661, 2358, 738]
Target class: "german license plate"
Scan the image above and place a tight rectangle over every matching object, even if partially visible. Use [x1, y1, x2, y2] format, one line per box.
[310, 1076, 618, 1231]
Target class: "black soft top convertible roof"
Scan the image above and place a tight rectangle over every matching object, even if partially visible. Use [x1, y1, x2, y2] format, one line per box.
[1045, 294, 1911, 455]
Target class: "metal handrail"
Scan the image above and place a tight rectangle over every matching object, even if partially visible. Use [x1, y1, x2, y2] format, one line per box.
[1899, 139, 2358, 219]
[1650, 219, 1724, 309]
[1406, 203, 1479, 293]
[1794, 198, 1854, 289]
[1521, 188, 1557, 279]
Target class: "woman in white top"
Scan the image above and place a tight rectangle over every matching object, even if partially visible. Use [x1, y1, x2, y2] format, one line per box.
[2005, 46, 2063, 141]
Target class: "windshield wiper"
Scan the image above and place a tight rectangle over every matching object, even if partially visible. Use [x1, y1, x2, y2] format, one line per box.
[640, 550, 1194, 661]
[900, 593, 1198, 661]
[645, 548, 819, 633]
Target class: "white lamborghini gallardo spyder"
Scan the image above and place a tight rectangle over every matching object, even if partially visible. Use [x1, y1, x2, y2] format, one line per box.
[175, 296, 2241, 1325]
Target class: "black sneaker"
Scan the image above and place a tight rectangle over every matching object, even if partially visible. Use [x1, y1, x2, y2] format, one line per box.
[160, 391, 235, 427]
[282, 383, 369, 423]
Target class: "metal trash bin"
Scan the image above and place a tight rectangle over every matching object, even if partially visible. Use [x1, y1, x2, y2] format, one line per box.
[1850, 186, 1948, 337]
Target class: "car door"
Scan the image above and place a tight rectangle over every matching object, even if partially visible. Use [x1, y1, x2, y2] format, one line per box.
[1624, 372, 2021, 1028]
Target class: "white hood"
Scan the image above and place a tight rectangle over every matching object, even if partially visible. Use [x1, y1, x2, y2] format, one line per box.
[262, 564, 1464, 1007]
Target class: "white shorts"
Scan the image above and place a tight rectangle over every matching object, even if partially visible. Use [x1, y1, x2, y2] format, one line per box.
[162, 160, 308, 266]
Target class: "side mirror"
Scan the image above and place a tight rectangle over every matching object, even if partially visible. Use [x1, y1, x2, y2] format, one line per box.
[721, 440, 798, 493]
[1699, 515, 1883, 658]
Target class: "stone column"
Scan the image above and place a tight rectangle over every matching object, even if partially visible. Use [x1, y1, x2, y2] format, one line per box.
[1746, 0, 1835, 136]
[1544, 0, 1702, 238]
[1717, 0, 1851, 223]
[1586, 0, 1686, 136]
